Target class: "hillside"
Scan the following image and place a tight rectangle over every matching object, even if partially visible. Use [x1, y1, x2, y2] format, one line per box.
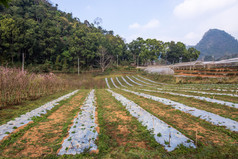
[195, 29, 238, 60]
[0, 0, 126, 71]
[0, 0, 201, 71]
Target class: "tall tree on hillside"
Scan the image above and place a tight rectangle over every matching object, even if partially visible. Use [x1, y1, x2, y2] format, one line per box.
[0, 17, 20, 65]
[128, 37, 144, 66]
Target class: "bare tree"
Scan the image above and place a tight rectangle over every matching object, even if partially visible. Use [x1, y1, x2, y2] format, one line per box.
[94, 17, 102, 27]
[97, 46, 113, 72]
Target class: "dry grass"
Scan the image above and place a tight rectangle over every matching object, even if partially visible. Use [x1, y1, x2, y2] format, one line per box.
[0, 67, 106, 107]
[56, 73, 106, 89]
[0, 67, 71, 107]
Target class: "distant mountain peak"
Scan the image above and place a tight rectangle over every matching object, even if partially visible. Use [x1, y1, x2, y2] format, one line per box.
[195, 29, 238, 60]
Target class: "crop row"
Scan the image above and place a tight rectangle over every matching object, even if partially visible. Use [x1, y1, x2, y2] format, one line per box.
[58, 90, 98, 155]
[0, 90, 79, 141]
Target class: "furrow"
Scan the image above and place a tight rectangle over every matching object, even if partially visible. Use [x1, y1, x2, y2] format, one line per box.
[0, 90, 79, 141]
[116, 77, 127, 88]
[137, 75, 165, 85]
[110, 78, 119, 88]
[148, 90, 238, 109]
[126, 76, 142, 86]
[121, 76, 133, 86]
[122, 89, 238, 132]
[131, 76, 154, 85]
[107, 89, 196, 151]
[187, 91, 238, 97]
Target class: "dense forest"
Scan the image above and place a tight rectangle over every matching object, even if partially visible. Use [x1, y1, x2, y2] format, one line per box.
[0, 0, 200, 72]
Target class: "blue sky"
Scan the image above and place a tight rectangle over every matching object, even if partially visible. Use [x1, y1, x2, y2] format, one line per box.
[50, 0, 238, 45]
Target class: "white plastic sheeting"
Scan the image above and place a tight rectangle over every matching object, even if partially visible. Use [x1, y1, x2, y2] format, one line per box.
[58, 90, 98, 155]
[170, 87, 238, 93]
[110, 78, 119, 88]
[137, 75, 164, 85]
[121, 76, 133, 86]
[0, 90, 79, 141]
[149, 90, 238, 109]
[213, 89, 238, 93]
[116, 77, 127, 88]
[144, 67, 174, 75]
[105, 78, 111, 89]
[132, 76, 154, 85]
[122, 89, 238, 132]
[107, 89, 196, 151]
[126, 76, 142, 86]
[186, 91, 238, 97]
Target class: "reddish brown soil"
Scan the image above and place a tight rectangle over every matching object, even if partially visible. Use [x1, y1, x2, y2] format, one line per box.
[99, 90, 151, 150]
[115, 90, 236, 145]
[2, 92, 87, 158]
[175, 73, 228, 78]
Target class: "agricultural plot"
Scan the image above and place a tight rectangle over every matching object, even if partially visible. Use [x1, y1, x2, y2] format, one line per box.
[123, 89, 238, 132]
[0, 90, 79, 141]
[141, 89, 238, 108]
[0, 74, 237, 158]
[107, 89, 196, 151]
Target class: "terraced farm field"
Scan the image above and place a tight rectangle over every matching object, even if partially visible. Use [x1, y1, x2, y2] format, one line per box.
[0, 75, 237, 158]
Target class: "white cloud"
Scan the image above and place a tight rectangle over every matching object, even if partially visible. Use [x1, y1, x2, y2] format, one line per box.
[144, 19, 160, 29]
[199, 3, 238, 38]
[129, 19, 160, 30]
[182, 32, 203, 45]
[174, 0, 237, 19]
[185, 32, 198, 39]
[129, 23, 140, 29]
[85, 5, 92, 10]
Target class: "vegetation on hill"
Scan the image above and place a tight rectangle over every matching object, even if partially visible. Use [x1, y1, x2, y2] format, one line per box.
[195, 29, 238, 60]
[0, 0, 200, 72]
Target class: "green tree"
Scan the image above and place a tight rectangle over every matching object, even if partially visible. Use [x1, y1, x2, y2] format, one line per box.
[187, 47, 200, 61]
[0, 0, 10, 7]
[0, 17, 20, 65]
[55, 55, 61, 70]
[128, 37, 144, 66]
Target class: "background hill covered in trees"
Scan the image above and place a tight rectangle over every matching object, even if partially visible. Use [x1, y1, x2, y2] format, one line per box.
[0, 0, 200, 72]
[195, 29, 238, 61]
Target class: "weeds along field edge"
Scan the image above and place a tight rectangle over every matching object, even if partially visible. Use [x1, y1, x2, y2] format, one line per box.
[0, 67, 71, 107]
[0, 68, 107, 108]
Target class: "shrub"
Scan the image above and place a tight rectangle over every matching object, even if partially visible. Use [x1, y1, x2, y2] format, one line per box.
[0, 67, 70, 107]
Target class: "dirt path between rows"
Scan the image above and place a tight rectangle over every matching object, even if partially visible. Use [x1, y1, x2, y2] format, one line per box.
[2, 90, 88, 158]
[97, 90, 153, 151]
[115, 89, 236, 145]
[139, 90, 238, 121]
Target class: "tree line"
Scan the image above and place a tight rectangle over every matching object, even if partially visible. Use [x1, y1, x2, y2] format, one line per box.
[0, 0, 200, 72]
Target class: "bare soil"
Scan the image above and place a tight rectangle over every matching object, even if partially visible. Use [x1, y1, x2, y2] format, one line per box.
[98, 90, 151, 150]
[2, 91, 87, 158]
[115, 89, 237, 145]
